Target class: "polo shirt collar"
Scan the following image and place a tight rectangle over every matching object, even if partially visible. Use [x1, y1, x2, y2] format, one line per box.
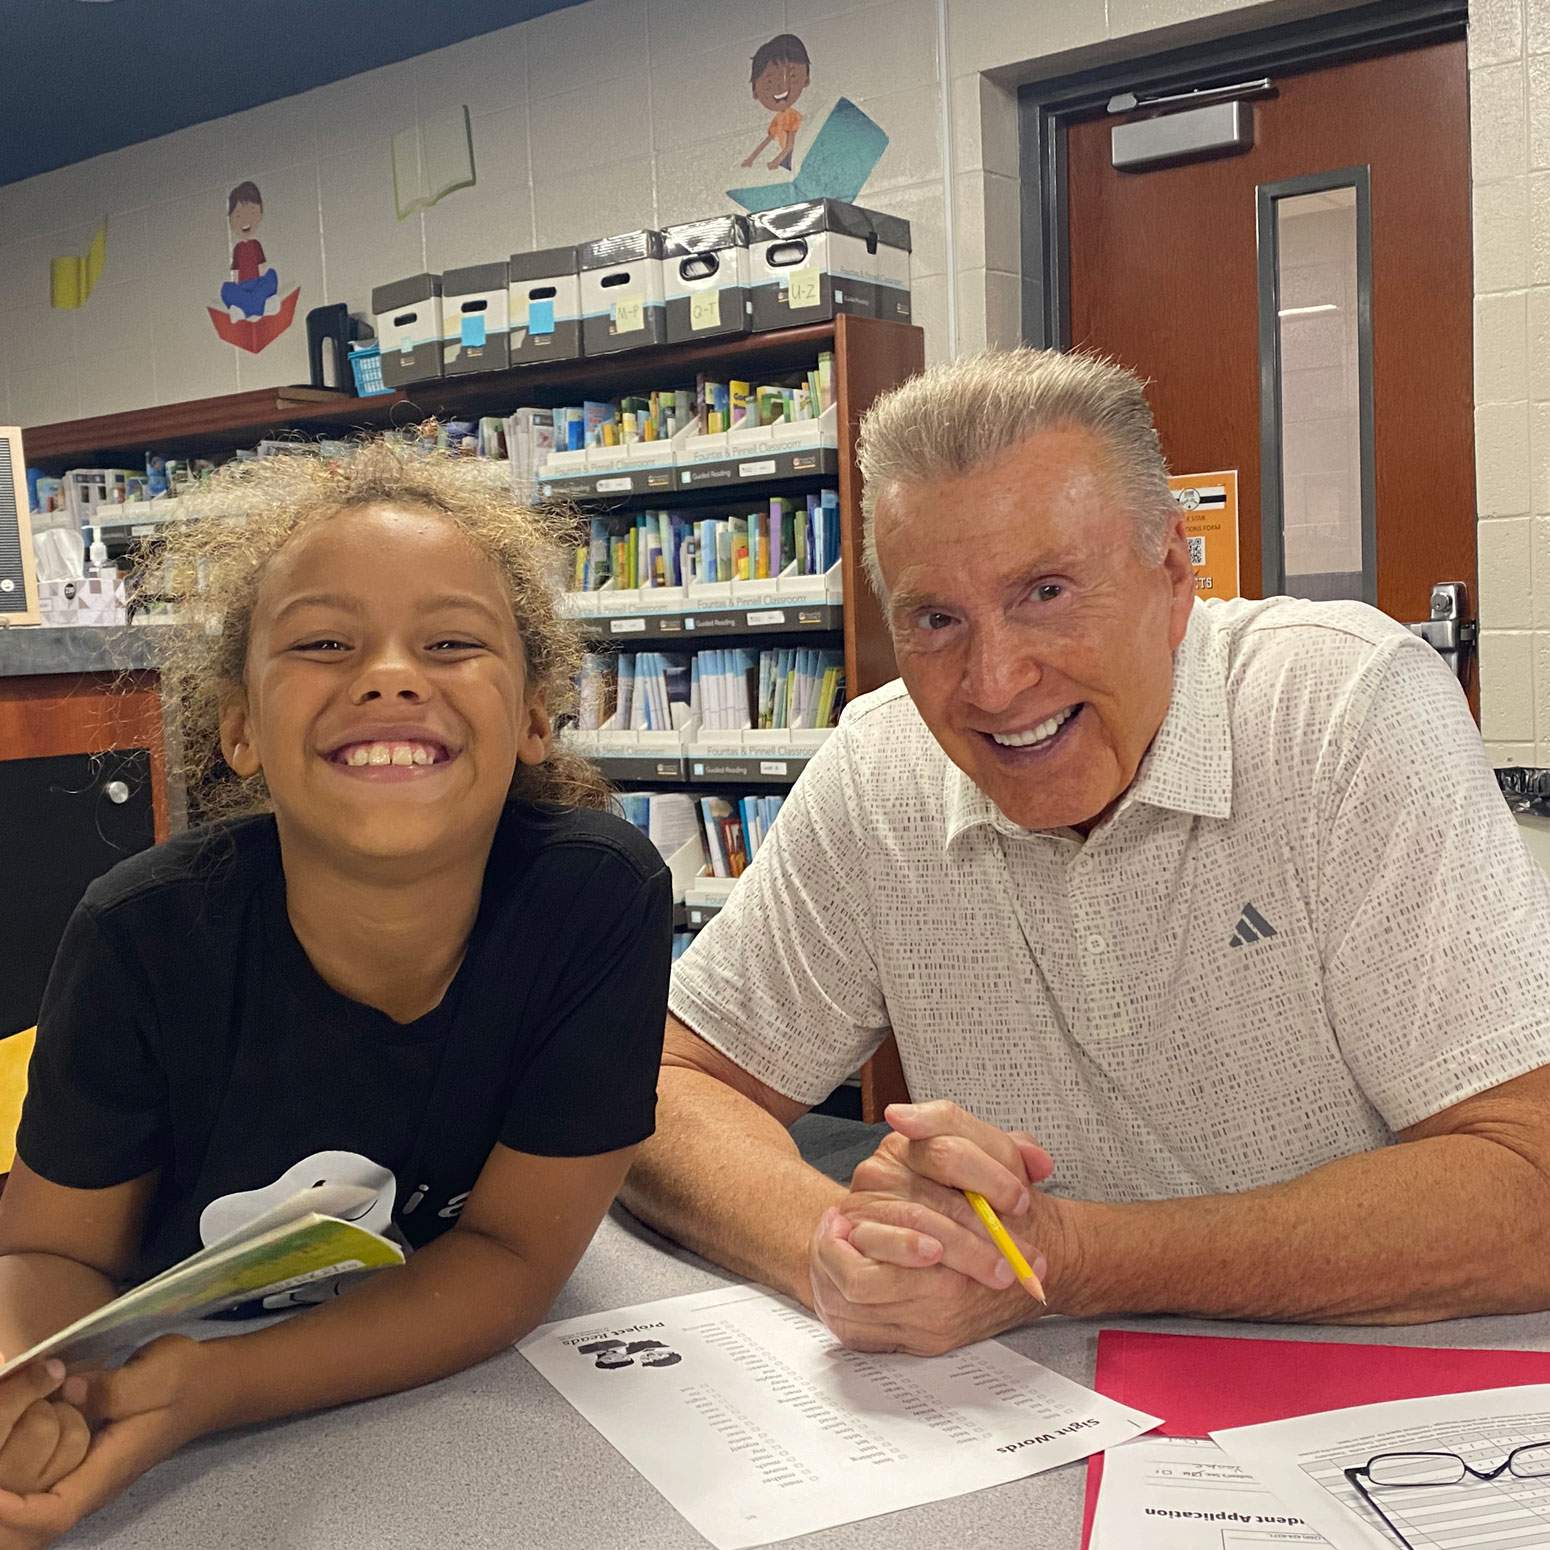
[941, 601, 1233, 854]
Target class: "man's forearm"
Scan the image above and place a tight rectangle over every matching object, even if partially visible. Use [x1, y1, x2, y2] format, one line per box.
[1061, 1130, 1550, 1323]
[0, 1254, 116, 1358]
[620, 1065, 844, 1305]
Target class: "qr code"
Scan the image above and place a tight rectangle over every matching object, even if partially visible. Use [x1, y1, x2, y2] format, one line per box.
[1188, 536, 1206, 566]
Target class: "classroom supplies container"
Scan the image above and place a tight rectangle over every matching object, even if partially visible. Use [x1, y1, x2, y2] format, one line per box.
[441, 261, 510, 376]
[347, 343, 391, 397]
[371, 273, 444, 387]
[579, 230, 667, 356]
[748, 201, 911, 332]
[509, 246, 583, 364]
[661, 215, 752, 343]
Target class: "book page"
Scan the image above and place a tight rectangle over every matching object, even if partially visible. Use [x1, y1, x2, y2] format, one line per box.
[520, 1284, 1160, 1550]
[422, 106, 475, 204]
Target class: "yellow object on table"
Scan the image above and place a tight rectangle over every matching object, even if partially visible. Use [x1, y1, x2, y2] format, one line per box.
[0, 1029, 35, 1172]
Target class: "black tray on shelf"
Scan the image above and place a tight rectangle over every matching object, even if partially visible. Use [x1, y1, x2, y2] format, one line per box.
[540, 445, 838, 502]
[581, 602, 842, 641]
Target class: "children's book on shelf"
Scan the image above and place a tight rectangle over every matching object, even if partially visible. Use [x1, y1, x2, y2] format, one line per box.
[569, 491, 840, 592]
[578, 647, 845, 735]
[0, 1183, 404, 1380]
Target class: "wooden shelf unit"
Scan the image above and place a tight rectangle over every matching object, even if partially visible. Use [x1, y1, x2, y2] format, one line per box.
[22, 312, 923, 1115]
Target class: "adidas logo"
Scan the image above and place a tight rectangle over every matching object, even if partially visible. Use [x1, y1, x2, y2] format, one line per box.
[1228, 903, 1278, 949]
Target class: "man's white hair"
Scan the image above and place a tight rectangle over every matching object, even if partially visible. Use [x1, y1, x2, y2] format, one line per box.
[857, 348, 1176, 598]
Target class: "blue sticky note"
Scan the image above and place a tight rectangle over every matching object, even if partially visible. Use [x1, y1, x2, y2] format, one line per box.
[528, 298, 555, 336]
[460, 313, 486, 348]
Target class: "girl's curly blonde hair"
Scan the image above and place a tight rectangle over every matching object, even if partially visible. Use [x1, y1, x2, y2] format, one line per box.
[144, 435, 610, 821]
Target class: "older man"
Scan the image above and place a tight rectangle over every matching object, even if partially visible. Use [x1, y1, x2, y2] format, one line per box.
[618, 349, 1550, 1355]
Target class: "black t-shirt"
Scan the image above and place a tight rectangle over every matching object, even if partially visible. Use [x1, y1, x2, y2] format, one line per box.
[18, 802, 671, 1283]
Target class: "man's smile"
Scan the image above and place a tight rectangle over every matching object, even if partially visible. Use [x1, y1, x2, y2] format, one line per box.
[974, 705, 1086, 764]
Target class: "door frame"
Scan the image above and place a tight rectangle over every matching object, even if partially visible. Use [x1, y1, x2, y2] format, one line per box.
[1016, 0, 1469, 351]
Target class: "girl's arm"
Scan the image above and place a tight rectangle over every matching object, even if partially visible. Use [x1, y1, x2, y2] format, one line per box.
[0, 1164, 157, 1357]
[3, 1141, 635, 1544]
[200, 1140, 637, 1420]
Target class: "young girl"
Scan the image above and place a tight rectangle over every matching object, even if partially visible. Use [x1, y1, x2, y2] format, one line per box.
[0, 441, 671, 1542]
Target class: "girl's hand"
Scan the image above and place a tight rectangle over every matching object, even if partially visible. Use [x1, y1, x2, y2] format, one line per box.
[0, 1362, 87, 1496]
[0, 1336, 221, 1550]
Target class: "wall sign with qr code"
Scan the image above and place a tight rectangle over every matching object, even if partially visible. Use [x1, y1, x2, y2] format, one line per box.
[1169, 470, 1240, 599]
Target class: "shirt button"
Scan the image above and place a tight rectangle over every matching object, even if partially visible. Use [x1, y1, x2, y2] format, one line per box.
[1085, 933, 1108, 955]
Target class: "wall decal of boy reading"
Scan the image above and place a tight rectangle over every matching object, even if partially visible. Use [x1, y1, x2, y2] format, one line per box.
[743, 34, 810, 171]
[208, 180, 301, 353]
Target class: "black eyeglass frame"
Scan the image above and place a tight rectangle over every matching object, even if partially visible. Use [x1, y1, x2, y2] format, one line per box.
[1343, 1443, 1550, 1549]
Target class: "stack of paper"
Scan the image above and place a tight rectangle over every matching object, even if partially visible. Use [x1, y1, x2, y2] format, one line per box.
[1083, 1331, 1550, 1550]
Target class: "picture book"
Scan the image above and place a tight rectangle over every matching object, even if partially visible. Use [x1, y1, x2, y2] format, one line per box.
[0, 1183, 404, 1378]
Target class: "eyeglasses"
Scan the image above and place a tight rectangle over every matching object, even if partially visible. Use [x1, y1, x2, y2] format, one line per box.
[1344, 1443, 1550, 1548]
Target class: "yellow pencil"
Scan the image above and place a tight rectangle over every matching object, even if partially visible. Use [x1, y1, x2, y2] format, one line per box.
[964, 1189, 1046, 1304]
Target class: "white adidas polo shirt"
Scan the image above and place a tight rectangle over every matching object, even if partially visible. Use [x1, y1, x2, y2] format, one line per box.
[669, 597, 1550, 1202]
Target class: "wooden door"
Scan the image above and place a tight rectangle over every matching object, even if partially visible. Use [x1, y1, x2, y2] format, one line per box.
[1065, 41, 1475, 688]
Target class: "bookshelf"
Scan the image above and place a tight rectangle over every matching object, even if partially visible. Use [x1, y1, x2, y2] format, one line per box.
[23, 313, 922, 1118]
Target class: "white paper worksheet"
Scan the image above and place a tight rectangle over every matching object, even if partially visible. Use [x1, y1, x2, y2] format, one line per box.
[518, 1284, 1161, 1550]
[1090, 1436, 1328, 1550]
[1213, 1384, 1550, 1550]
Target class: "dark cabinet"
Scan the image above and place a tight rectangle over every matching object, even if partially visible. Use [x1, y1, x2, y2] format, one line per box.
[1, 749, 156, 1035]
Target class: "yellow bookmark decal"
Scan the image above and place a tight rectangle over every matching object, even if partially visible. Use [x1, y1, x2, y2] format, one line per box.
[50, 217, 108, 309]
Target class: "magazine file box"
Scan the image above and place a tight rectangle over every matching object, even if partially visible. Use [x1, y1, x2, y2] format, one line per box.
[661, 215, 752, 343]
[749, 201, 909, 331]
[579, 230, 667, 356]
[509, 246, 582, 363]
[441, 261, 510, 376]
[372, 274, 444, 386]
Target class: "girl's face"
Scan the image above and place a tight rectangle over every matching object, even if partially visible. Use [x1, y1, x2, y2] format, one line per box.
[220, 504, 550, 869]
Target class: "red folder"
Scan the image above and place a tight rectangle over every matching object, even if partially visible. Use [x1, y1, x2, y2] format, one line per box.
[1080, 1329, 1550, 1548]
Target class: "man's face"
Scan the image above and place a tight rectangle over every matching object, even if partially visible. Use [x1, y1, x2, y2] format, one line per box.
[229, 201, 262, 239]
[753, 58, 809, 113]
[875, 427, 1195, 833]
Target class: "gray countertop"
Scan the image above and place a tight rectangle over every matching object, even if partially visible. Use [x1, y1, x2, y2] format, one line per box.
[64, 1209, 1550, 1550]
[0, 626, 161, 678]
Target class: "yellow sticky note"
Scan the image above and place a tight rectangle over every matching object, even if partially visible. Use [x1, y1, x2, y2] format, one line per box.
[690, 289, 723, 331]
[786, 267, 821, 309]
[613, 294, 644, 333]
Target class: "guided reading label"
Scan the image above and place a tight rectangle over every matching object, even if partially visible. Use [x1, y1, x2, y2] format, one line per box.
[739, 459, 777, 477]
[613, 295, 645, 333]
[595, 476, 632, 494]
[690, 291, 723, 331]
[787, 267, 821, 308]
[609, 618, 647, 634]
[746, 610, 785, 626]
[760, 761, 789, 776]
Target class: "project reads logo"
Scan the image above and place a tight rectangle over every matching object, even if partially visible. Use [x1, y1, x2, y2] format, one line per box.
[1228, 903, 1278, 949]
[577, 1338, 683, 1371]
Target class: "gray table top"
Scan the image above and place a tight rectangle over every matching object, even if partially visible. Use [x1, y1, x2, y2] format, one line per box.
[67, 1211, 1550, 1550]
[0, 626, 159, 679]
